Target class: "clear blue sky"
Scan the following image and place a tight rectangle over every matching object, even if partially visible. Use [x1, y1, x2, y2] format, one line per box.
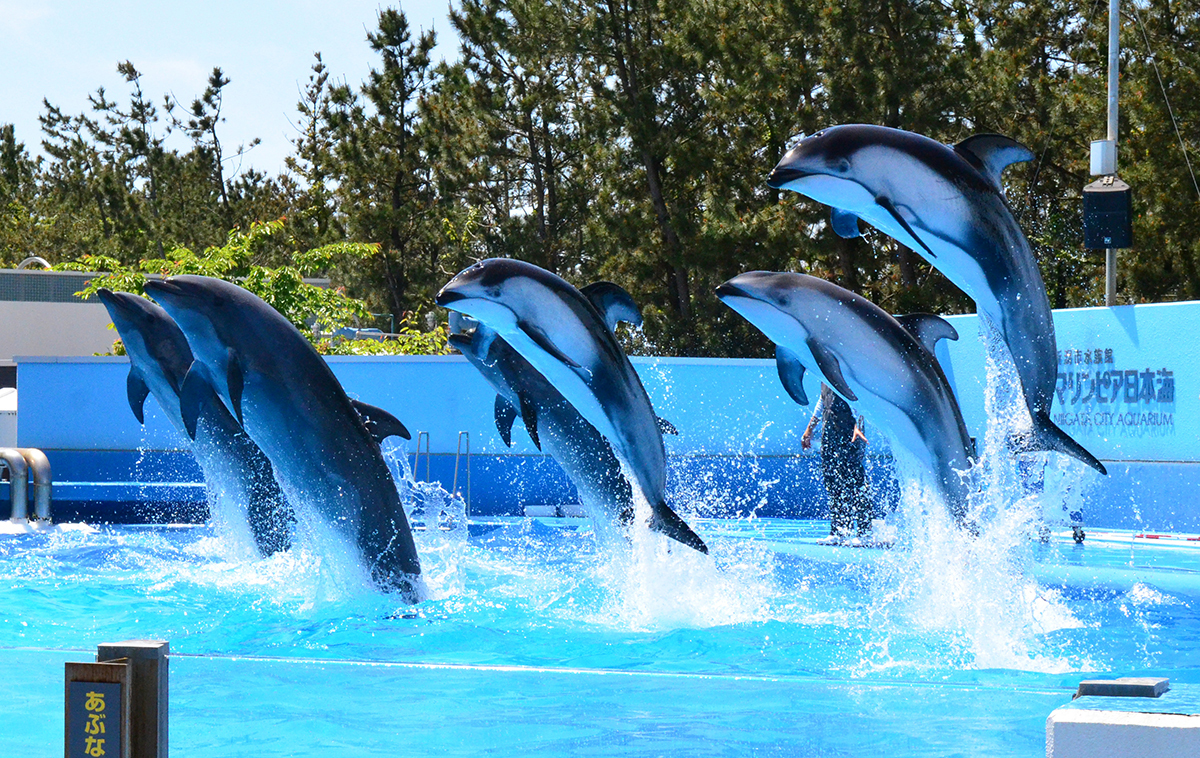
[0, 0, 458, 177]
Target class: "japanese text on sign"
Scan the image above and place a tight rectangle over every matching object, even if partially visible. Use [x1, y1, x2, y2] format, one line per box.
[68, 680, 122, 758]
[1053, 347, 1175, 435]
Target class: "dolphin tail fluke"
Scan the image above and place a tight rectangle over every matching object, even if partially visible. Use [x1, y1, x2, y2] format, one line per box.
[1023, 410, 1108, 475]
[649, 501, 708, 554]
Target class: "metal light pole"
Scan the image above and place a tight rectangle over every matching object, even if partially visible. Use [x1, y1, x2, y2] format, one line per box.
[1105, 0, 1120, 306]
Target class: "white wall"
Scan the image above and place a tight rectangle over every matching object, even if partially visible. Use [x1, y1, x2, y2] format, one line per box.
[0, 301, 116, 363]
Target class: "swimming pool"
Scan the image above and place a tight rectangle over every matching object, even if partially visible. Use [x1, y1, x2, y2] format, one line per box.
[3, 500, 1196, 756]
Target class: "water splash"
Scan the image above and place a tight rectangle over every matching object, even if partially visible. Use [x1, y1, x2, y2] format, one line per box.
[381, 440, 469, 600]
[858, 324, 1090, 674]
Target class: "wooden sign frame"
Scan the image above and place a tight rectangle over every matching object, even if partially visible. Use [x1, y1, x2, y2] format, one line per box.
[65, 660, 131, 758]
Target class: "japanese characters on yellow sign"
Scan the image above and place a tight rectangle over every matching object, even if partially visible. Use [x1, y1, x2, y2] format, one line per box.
[68, 680, 122, 758]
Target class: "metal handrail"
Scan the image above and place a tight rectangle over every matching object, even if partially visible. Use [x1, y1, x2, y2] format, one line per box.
[0, 448, 28, 521]
[452, 431, 471, 516]
[20, 448, 51, 521]
[411, 431, 431, 483]
[16, 256, 52, 270]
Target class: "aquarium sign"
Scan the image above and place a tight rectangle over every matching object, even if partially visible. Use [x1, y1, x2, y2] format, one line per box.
[1052, 346, 1175, 434]
[67, 681, 123, 758]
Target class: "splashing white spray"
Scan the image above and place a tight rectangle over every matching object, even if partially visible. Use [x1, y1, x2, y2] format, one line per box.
[862, 324, 1089, 673]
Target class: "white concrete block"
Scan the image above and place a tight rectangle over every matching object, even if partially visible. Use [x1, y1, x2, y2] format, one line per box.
[1047, 708, 1200, 757]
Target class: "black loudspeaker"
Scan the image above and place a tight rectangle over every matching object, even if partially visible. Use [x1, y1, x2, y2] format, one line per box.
[1083, 176, 1132, 249]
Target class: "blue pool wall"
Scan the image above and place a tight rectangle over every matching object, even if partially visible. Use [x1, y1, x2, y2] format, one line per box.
[13, 299, 1200, 530]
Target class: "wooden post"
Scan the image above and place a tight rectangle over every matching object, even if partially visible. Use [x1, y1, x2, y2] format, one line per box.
[96, 640, 168, 758]
[66, 660, 131, 758]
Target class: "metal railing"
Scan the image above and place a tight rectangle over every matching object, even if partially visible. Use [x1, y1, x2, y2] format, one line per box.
[1, 447, 51, 522]
[409, 432, 472, 516]
[411, 431, 431, 483]
[453, 431, 471, 516]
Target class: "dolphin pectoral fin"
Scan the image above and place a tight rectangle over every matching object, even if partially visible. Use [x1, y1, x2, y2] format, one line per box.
[581, 282, 644, 330]
[656, 416, 679, 435]
[1016, 410, 1108, 476]
[518, 391, 541, 450]
[127, 370, 150, 425]
[953, 134, 1034, 193]
[178, 364, 212, 440]
[518, 320, 581, 368]
[774, 346, 810, 405]
[830, 208, 862, 239]
[896, 313, 959, 355]
[649, 501, 708, 554]
[805, 338, 857, 402]
[494, 395, 518, 447]
[226, 349, 245, 425]
[876, 195, 936, 259]
[351, 399, 411, 442]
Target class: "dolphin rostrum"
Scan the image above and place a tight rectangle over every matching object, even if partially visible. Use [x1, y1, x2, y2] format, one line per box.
[448, 283, 689, 546]
[142, 276, 423, 601]
[717, 272, 976, 518]
[97, 288, 294, 555]
[436, 259, 707, 554]
[767, 124, 1105, 475]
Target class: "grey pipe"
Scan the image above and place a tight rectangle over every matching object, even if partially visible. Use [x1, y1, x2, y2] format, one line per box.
[16, 256, 52, 270]
[0, 448, 28, 521]
[19, 449, 51, 521]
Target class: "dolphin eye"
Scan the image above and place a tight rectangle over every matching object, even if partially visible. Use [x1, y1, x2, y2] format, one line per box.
[486, 286, 501, 298]
[834, 158, 851, 173]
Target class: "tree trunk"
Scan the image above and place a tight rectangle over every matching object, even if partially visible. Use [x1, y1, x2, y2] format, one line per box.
[641, 148, 691, 320]
[836, 237, 860, 293]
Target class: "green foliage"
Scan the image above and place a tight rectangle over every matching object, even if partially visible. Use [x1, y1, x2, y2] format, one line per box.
[63, 220, 371, 336]
[8, 2, 1200, 357]
[315, 314, 451, 356]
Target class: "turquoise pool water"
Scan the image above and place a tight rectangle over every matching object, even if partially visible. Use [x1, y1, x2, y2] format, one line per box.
[2, 506, 1198, 756]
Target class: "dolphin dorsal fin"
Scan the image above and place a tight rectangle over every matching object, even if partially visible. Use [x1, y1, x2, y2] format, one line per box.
[518, 391, 541, 450]
[774, 346, 809, 406]
[580, 282, 643, 331]
[494, 395, 517, 447]
[127, 369, 151, 425]
[656, 416, 679, 435]
[805, 338, 857, 402]
[351, 399, 411, 443]
[830, 208, 862, 239]
[896, 313, 959, 356]
[953, 134, 1034, 194]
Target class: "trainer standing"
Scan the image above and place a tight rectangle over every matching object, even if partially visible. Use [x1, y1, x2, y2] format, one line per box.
[802, 383, 872, 542]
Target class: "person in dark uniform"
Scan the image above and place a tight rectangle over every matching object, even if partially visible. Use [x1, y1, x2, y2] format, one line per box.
[802, 383, 872, 542]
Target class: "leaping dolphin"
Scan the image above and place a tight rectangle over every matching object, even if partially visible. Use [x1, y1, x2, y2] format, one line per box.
[142, 276, 423, 601]
[97, 288, 294, 555]
[717, 272, 976, 518]
[767, 124, 1106, 475]
[448, 283, 691, 547]
[436, 259, 708, 554]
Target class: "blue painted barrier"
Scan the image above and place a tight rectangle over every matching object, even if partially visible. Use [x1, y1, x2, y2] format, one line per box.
[12, 299, 1200, 529]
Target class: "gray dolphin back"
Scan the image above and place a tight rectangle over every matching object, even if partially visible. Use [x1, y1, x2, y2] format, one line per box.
[767, 125, 1105, 475]
[450, 313, 707, 554]
[143, 275, 422, 599]
[98, 288, 294, 556]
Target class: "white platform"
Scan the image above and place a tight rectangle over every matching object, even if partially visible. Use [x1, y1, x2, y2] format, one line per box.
[1047, 708, 1200, 757]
